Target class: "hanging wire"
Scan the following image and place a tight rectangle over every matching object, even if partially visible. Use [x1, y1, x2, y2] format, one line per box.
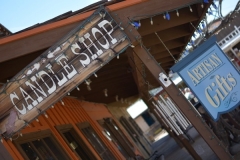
[154, 32, 178, 63]
[129, 1, 204, 22]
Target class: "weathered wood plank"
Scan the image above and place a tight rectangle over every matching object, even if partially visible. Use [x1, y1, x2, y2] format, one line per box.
[0, 7, 130, 137]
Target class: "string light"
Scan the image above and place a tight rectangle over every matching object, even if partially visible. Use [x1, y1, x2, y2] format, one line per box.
[189, 6, 193, 12]
[61, 100, 64, 105]
[44, 112, 48, 118]
[201, 3, 204, 8]
[77, 87, 80, 91]
[104, 89, 108, 97]
[36, 118, 39, 122]
[121, 98, 124, 103]
[85, 79, 92, 91]
[87, 85, 91, 91]
[163, 13, 166, 19]
[131, 21, 140, 29]
[192, 33, 196, 38]
[85, 79, 91, 85]
[20, 133, 23, 137]
[197, 28, 202, 34]
[1, 138, 3, 143]
[201, 22, 205, 29]
[176, 10, 179, 17]
[204, 0, 209, 3]
[115, 95, 119, 102]
[117, 55, 119, 59]
[138, 20, 141, 27]
[67, 92, 70, 95]
[94, 73, 98, 78]
[212, 2, 217, 10]
[165, 12, 170, 20]
[150, 17, 153, 25]
[130, 44, 135, 48]
[207, 11, 213, 15]
[52, 105, 54, 108]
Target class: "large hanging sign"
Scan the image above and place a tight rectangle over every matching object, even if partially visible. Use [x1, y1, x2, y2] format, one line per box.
[171, 36, 240, 121]
[0, 7, 130, 138]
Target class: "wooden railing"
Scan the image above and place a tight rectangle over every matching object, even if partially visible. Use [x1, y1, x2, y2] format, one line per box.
[218, 26, 240, 48]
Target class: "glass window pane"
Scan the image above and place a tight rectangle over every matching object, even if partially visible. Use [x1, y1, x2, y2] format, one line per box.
[43, 137, 67, 160]
[32, 139, 55, 160]
[20, 142, 40, 160]
[63, 132, 90, 159]
[81, 126, 116, 160]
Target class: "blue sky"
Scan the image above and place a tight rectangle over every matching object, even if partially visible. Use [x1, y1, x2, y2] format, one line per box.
[0, 0, 239, 33]
[0, 0, 99, 32]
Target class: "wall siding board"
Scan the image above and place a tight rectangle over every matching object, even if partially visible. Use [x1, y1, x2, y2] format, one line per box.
[1, 97, 135, 159]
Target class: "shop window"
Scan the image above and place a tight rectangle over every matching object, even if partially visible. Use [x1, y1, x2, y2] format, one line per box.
[13, 130, 69, 160]
[77, 122, 116, 160]
[99, 118, 136, 158]
[141, 111, 155, 126]
[56, 124, 96, 159]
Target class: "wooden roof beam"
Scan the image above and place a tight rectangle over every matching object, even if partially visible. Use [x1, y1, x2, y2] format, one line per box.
[137, 6, 200, 36]
[148, 39, 185, 54]
[152, 49, 180, 59]
[142, 24, 191, 47]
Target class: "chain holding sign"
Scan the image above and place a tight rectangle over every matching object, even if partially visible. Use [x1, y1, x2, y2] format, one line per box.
[0, 6, 130, 138]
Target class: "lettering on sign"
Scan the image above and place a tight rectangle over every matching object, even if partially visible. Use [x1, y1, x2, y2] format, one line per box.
[0, 7, 130, 137]
[171, 37, 240, 121]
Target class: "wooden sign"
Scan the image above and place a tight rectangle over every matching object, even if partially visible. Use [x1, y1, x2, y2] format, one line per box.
[0, 7, 130, 138]
[171, 36, 240, 121]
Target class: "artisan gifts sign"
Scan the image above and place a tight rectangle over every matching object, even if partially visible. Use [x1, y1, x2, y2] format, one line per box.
[0, 7, 130, 137]
[171, 36, 240, 121]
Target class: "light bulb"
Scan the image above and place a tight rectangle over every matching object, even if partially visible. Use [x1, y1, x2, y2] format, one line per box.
[104, 89, 108, 97]
[85, 80, 90, 85]
[94, 73, 98, 78]
[150, 17, 153, 25]
[139, 20, 141, 27]
[115, 95, 119, 102]
[52, 105, 54, 108]
[77, 87, 80, 91]
[176, 10, 179, 17]
[36, 118, 39, 122]
[163, 14, 166, 19]
[67, 92, 70, 95]
[201, 3, 204, 8]
[189, 6, 193, 12]
[61, 100, 64, 105]
[87, 85, 91, 91]
[44, 113, 48, 118]
[166, 12, 170, 20]
[117, 55, 119, 59]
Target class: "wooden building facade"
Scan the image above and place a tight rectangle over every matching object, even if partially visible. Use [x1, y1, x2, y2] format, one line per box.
[0, 0, 236, 159]
[2, 97, 139, 160]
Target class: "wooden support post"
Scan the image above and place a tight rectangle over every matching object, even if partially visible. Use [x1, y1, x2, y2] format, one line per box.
[126, 35, 201, 160]
[131, 45, 232, 160]
[109, 1, 231, 158]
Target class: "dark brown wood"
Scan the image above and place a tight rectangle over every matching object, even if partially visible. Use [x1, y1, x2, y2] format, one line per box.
[132, 45, 232, 160]
[141, 24, 191, 47]
[127, 48, 201, 159]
